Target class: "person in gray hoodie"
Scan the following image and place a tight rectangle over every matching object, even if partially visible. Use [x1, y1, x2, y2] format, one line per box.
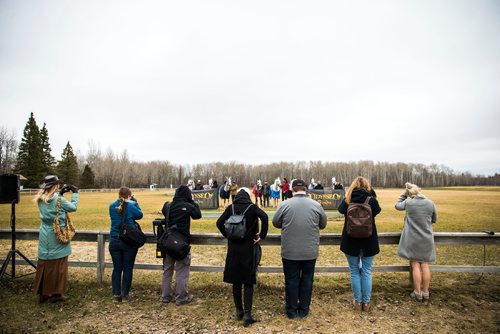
[396, 182, 437, 302]
[272, 179, 327, 319]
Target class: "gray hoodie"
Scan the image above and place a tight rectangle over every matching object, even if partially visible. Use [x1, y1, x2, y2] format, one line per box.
[272, 193, 328, 260]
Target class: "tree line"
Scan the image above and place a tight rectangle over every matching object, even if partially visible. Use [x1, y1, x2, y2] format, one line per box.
[1, 114, 499, 189]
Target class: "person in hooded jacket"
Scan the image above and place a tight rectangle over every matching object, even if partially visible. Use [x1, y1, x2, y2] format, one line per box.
[338, 176, 381, 312]
[160, 185, 202, 306]
[216, 188, 269, 327]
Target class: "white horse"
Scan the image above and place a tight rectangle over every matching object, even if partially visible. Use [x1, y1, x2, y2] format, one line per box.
[203, 178, 213, 190]
[187, 179, 195, 191]
[270, 177, 281, 207]
[308, 178, 317, 190]
[252, 179, 264, 206]
[220, 176, 232, 208]
[331, 177, 336, 188]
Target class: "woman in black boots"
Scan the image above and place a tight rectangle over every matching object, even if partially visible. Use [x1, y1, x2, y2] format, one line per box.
[216, 188, 268, 327]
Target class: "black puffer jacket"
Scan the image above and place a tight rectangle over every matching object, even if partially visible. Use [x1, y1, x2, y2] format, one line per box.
[338, 188, 381, 257]
[162, 185, 202, 242]
[216, 190, 269, 284]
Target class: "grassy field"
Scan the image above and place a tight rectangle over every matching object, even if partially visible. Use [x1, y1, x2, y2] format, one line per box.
[0, 187, 499, 333]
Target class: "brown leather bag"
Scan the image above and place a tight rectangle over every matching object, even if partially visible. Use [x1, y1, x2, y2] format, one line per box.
[52, 196, 76, 244]
[346, 196, 372, 238]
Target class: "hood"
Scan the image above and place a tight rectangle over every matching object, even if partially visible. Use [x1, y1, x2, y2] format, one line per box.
[173, 185, 192, 202]
[233, 189, 252, 204]
[350, 188, 371, 202]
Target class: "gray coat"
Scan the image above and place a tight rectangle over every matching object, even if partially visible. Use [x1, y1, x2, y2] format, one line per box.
[272, 193, 327, 260]
[395, 194, 438, 262]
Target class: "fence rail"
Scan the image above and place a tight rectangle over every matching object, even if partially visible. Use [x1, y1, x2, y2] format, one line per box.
[1, 229, 499, 282]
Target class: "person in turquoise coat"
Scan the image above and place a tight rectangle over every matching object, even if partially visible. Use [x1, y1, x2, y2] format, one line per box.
[33, 175, 78, 303]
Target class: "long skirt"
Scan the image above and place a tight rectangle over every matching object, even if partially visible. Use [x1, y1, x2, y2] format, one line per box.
[33, 256, 68, 296]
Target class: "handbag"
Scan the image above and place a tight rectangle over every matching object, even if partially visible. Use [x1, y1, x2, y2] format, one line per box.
[53, 195, 76, 244]
[119, 202, 146, 248]
[157, 202, 191, 260]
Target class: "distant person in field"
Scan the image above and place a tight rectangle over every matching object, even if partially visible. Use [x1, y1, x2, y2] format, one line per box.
[33, 175, 78, 303]
[194, 180, 203, 190]
[270, 177, 281, 207]
[313, 180, 324, 190]
[272, 179, 327, 319]
[281, 177, 291, 200]
[211, 178, 218, 189]
[108, 186, 143, 302]
[160, 185, 202, 305]
[216, 188, 269, 327]
[338, 176, 381, 312]
[334, 181, 344, 190]
[220, 180, 231, 209]
[262, 181, 271, 208]
[396, 182, 437, 302]
[251, 179, 264, 206]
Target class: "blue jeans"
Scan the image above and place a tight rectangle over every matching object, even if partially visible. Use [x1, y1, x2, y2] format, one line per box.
[109, 238, 138, 297]
[346, 254, 375, 303]
[282, 258, 317, 318]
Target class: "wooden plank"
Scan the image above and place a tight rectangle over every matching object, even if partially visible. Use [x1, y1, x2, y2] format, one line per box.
[96, 234, 105, 283]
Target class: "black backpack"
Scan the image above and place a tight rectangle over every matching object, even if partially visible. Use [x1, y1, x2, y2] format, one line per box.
[157, 202, 191, 260]
[346, 196, 373, 238]
[224, 204, 253, 240]
[119, 202, 146, 248]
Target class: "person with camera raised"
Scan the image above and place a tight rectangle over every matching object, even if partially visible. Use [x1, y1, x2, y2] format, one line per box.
[160, 185, 201, 306]
[33, 175, 78, 303]
[216, 188, 268, 327]
[108, 187, 144, 302]
[272, 179, 327, 319]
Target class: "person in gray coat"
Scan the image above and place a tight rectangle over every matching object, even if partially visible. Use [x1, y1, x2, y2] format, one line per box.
[396, 182, 438, 302]
[272, 179, 327, 319]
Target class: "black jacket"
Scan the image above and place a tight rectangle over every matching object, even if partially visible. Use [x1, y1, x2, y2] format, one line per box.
[162, 185, 202, 242]
[338, 188, 381, 257]
[216, 190, 269, 284]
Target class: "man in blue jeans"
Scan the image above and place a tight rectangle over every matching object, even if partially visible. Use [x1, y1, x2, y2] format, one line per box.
[272, 179, 327, 319]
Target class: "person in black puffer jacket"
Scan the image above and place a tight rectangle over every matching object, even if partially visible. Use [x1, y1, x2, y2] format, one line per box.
[216, 188, 269, 327]
[338, 176, 381, 312]
[160, 185, 202, 306]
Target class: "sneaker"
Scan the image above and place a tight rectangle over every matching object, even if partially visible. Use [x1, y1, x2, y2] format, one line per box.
[410, 291, 423, 302]
[361, 302, 370, 312]
[161, 296, 172, 303]
[175, 294, 194, 306]
[422, 291, 430, 301]
[49, 294, 68, 303]
[353, 301, 362, 311]
[113, 295, 122, 303]
[121, 295, 131, 303]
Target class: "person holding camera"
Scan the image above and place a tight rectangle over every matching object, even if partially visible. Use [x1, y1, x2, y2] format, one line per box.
[338, 176, 381, 312]
[160, 185, 201, 306]
[109, 187, 143, 302]
[273, 179, 327, 319]
[216, 188, 268, 327]
[33, 175, 78, 303]
[396, 182, 438, 302]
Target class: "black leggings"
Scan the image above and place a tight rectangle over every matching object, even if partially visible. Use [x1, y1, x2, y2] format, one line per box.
[232, 283, 254, 311]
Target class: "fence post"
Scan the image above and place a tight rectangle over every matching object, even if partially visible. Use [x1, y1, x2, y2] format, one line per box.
[97, 233, 105, 283]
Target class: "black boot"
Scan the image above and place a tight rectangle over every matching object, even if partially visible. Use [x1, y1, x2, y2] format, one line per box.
[235, 308, 244, 320]
[243, 310, 257, 327]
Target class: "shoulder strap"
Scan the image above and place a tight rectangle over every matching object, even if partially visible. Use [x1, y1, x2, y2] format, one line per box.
[243, 204, 253, 215]
[231, 204, 235, 216]
[364, 196, 371, 204]
[164, 202, 172, 223]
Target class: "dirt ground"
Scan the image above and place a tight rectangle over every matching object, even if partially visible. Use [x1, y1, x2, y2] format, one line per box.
[0, 268, 498, 334]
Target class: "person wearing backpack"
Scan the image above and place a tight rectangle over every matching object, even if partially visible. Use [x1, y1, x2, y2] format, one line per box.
[216, 188, 269, 327]
[160, 185, 202, 306]
[338, 176, 381, 312]
[109, 187, 143, 302]
[272, 179, 327, 319]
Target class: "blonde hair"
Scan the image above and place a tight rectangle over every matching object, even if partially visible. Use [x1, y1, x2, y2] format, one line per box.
[116, 187, 132, 213]
[33, 184, 59, 204]
[405, 182, 424, 198]
[345, 176, 372, 204]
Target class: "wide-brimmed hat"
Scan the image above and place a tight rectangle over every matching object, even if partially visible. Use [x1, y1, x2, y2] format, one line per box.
[39, 175, 63, 189]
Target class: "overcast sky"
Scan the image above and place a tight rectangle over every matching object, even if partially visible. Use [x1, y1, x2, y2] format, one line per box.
[1, 1, 499, 175]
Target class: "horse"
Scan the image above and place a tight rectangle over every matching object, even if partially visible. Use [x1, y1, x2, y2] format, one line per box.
[202, 178, 213, 190]
[252, 179, 264, 206]
[308, 178, 316, 190]
[187, 179, 195, 191]
[270, 177, 281, 207]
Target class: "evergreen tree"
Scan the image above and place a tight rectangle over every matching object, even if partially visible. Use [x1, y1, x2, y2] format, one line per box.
[57, 141, 80, 185]
[40, 123, 56, 175]
[80, 164, 97, 189]
[15, 113, 45, 188]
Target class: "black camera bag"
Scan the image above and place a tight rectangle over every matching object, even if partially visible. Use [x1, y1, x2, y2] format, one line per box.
[119, 202, 146, 248]
[157, 202, 191, 260]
